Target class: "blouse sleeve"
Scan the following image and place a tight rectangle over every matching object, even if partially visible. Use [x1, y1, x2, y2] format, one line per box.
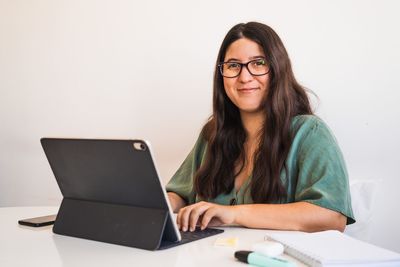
[293, 117, 355, 224]
[166, 135, 207, 205]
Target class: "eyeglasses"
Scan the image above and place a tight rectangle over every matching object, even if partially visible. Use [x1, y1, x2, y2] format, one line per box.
[218, 58, 270, 78]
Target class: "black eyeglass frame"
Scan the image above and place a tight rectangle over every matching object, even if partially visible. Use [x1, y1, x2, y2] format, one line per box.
[217, 59, 270, 78]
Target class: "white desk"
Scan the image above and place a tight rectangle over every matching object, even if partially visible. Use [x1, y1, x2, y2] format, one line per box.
[0, 206, 306, 267]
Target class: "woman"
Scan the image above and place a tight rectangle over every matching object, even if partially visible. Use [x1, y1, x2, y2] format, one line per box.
[167, 22, 355, 233]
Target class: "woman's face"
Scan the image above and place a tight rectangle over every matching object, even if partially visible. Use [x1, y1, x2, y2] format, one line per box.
[222, 38, 269, 115]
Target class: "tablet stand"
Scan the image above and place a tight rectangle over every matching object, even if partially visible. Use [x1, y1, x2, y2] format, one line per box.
[53, 198, 168, 250]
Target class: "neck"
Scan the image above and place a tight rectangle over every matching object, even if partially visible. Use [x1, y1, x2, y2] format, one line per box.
[240, 111, 264, 142]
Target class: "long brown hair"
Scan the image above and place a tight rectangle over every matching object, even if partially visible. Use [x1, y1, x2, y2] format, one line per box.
[194, 22, 313, 203]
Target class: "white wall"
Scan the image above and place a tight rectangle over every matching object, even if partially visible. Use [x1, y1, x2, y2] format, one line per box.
[1, 0, 399, 252]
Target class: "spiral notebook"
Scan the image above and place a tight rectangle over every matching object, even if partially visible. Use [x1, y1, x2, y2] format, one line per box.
[265, 230, 400, 267]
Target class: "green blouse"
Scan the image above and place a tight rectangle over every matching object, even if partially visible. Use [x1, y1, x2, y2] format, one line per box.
[166, 115, 355, 224]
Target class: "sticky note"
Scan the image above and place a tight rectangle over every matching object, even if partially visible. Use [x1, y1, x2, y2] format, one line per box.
[214, 237, 238, 247]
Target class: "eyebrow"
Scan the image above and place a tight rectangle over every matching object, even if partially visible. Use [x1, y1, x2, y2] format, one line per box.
[224, 56, 265, 62]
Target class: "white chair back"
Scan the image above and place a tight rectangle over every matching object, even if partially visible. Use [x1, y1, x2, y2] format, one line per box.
[345, 179, 380, 242]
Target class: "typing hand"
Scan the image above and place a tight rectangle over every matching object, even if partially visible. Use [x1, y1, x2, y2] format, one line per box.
[176, 201, 236, 232]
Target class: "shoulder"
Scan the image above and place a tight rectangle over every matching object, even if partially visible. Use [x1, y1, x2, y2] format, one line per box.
[291, 115, 334, 139]
[291, 114, 326, 131]
[290, 115, 340, 153]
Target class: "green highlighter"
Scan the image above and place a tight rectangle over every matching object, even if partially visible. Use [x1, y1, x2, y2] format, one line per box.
[235, 250, 296, 267]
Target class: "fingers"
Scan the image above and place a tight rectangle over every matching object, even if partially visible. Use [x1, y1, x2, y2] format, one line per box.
[176, 202, 235, 231]
[189, 204, 209, 231]
[200, 207, 217, 230]
[177, 201, 210, 232]
[177, 205, 192, 232]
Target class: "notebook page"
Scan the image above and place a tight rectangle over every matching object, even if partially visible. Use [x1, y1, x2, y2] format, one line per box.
[266, 230, 400, 266]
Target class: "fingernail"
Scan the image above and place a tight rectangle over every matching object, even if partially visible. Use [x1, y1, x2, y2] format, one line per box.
[182, 226, 187, 232]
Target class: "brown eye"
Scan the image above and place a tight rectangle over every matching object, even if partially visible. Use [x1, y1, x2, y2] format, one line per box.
[253, 59, 266, 66]
[227, 62, 241, 70]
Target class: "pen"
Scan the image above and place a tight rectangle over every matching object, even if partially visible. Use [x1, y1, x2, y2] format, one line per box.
[234, 250, 296, 267]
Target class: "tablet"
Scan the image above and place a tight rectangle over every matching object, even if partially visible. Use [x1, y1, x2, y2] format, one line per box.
[41, 138, 223, 250]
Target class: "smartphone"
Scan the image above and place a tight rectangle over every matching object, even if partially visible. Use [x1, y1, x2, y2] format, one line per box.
[18, 214, 57, 227]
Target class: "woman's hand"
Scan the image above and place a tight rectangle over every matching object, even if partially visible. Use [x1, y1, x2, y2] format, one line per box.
[174, 200, 346, 232]
[176, 201, 236, 231]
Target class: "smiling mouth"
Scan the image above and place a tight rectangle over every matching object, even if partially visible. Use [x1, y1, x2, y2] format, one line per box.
[237, 87, 259, 92]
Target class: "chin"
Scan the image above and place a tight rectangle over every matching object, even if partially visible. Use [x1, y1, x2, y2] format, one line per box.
[240, 107, 263, 114]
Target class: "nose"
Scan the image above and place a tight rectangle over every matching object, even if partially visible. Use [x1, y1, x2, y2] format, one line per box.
[238, 65, 253, 83]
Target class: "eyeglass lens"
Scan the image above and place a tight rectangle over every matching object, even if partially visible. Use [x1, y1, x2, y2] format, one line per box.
[219, 59, 269, 78]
